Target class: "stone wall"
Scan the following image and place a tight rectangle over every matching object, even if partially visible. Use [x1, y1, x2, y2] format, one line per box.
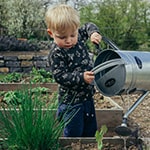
[0, 50, 50, 73]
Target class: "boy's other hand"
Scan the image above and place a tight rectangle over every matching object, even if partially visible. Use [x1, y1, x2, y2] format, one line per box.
[84, 71, 95, 84]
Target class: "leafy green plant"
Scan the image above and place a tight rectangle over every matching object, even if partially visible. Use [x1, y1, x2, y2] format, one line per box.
[30, 67, 55, 83]
[31, 87, 50, 94]
[1, 87, 57, 109]
[3, 90, 23, 105]
[0, 88, 67, 150]
[95, 125, 108, 150]
[0, 72, 23, 83]
[0, 68, 55, 83]
[2, 87, 49, 105]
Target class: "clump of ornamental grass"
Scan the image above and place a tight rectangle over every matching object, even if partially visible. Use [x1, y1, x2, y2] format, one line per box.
[0, 88, 70, 150]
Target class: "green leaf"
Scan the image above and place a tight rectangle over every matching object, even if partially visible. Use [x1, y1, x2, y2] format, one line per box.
[95, 125, 108, 150]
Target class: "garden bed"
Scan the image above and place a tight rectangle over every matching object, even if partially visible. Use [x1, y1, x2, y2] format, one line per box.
[1, 137, 149, 150]
[0, 90, 149, 149]
[0, 91, 123, 137]
[0, 71, 149, 149]
[59, 137, 150, 150]
[94, 93, 123, 137]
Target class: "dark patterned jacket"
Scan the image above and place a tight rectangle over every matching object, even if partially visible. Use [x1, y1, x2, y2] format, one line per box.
[48, 22, 100, 105]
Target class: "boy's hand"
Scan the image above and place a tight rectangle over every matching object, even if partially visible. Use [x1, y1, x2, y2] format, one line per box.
[90, 32, 102, 44]
[84, 71, 95, 84]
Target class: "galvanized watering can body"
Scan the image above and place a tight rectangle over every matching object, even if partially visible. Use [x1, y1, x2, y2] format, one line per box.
[93, 37, 150, 136]
[93, 49, 150, 96]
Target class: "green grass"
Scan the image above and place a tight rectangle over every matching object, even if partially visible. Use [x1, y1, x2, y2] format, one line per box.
[0, 88, 64, 150]
[0, 87, 78, 150]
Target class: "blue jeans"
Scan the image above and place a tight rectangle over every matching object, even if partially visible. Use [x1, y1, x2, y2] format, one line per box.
[57, 100, 97, 137]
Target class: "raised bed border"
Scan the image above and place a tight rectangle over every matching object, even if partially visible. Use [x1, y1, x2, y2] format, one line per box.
[0, 137, 149, 149]
[59, 137, 150, 149]
[0, 83, 58, 92]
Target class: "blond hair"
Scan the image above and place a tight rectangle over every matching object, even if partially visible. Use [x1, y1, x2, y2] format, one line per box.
[45, 4, 80, 34]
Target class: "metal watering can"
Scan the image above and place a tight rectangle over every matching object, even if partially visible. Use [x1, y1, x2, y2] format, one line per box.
[92, 37, 150, 136]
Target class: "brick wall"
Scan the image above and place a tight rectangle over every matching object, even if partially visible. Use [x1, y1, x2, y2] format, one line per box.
[0, 50, 50, 73]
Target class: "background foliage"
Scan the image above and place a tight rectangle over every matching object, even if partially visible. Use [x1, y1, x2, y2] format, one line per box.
[0, 0, 46, 40]
[80, 0, 150, 50]
[0, 0, 150, 51]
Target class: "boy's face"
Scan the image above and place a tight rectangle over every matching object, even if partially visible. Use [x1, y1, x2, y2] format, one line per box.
[47, 28, 78, 49]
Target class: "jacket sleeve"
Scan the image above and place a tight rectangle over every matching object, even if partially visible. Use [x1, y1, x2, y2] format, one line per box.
[78, 22, 100, 43]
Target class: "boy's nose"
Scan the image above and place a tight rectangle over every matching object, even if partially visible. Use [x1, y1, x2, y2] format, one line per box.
[65, 37, 71, 43]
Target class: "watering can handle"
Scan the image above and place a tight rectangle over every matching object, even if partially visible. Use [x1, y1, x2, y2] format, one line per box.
[102, 36, 120, 50]
[94, 43, 102, 52]
[92, 59, 125, 74]
[102, 36, 119, 50]
[94, 36, 120, 52]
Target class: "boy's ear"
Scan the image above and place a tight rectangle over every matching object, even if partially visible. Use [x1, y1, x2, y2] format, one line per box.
[47, 29, 53, 38]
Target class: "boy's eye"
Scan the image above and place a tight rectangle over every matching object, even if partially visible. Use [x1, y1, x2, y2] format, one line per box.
[56, 36, 65, 39]
[55, 33, 77, 39]
[71, 34, 76, 37]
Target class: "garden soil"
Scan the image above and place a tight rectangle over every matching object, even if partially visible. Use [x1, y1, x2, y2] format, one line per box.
[63, 92, 150, 150]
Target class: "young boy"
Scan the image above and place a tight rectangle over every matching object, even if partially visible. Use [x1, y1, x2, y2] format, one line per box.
[45, 4, 102, 137]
